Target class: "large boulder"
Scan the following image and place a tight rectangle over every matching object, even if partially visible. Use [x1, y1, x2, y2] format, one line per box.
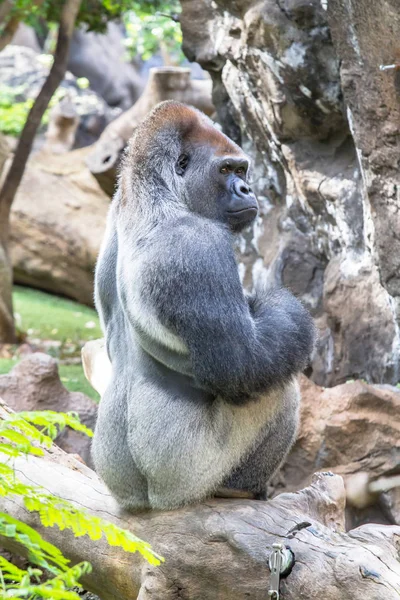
[0, 353, 96, 466]
[179, 0, 400, 387]
[11, 23, 41, 53]
[67, 23, 143, 110]
[9, 148, 109, 305]
[273, 376, 400, 526]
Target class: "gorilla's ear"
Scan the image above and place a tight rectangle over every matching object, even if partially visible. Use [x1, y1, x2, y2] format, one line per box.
[175, 153, 190, 176]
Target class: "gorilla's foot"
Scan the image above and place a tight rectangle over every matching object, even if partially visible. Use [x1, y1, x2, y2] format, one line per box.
[214, 487, 256, 499]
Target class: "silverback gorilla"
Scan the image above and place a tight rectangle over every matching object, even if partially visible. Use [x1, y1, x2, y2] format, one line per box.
[92, 101, 316, 510]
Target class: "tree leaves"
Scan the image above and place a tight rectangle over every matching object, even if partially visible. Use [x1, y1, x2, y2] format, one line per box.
[0, 407, 163, 598]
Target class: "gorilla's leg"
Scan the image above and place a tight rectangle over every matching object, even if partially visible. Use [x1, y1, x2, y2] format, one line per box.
[92, 386, 150, 510]
[219, 388, 299, 499]
[93, 438, 150, 510]
[115, 464, 150, 512]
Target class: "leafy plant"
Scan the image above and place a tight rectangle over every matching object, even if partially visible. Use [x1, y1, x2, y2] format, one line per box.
[1, 1, 174, 36]
[0, 408, 162, 599]
[125, 3, 183, 63]
[1, 1, 184, 66]
[0, 85, 65, 137]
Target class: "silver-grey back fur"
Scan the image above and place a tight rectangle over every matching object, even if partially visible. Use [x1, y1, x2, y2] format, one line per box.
[92, 101, 316, 510]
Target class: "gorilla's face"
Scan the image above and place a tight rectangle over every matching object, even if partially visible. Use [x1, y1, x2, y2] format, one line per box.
[176, 145, 258, 232]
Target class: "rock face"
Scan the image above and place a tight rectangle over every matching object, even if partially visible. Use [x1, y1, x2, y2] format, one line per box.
[179, 0, 400, 387]
[272, 376, 400, 526]
[67, 23, 143, 110]
[0, 353, 96, 466]
[327, 0, 400, 301]
[0, 45, 119, 147]
[9, 148, 109, 305]
[11, 23, 41, 53]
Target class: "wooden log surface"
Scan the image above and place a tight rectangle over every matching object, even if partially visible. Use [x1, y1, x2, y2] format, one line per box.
[0, 399, 399, 599]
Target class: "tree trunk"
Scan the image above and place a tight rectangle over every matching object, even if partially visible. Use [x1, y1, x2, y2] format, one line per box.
[0, 0, 13, 22]
[0, 397, 399, 599]
[0, 242, 14, 343]
[0, 0, 82, 343]
[0, 134, 14, 342]
[0, 0, 45, 52]
[0, 15, 20, 52]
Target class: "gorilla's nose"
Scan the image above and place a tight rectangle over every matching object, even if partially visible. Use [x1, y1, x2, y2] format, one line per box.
[232, 180, 252, 198]
[228, 178, 258, 227]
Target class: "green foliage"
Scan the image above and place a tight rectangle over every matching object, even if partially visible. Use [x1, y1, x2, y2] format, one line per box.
[2, 1, 183, 64]
[3, 1, 172, 35]
[0, 85, 64, 137]
[124, 2, 183, 63]
[0, 87, 33, 137]
[0, 408, 162, 598]
[0, 517, 91, 600]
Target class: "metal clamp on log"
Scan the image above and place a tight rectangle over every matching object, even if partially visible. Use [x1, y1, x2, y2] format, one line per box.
[268, 543, 294, 600]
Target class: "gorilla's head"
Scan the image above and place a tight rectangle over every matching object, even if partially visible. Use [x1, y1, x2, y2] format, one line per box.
[124, 101, 258, 232]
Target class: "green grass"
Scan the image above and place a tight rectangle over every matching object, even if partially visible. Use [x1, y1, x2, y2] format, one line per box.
[0, 286, 102, 402]
[13, 286, 102, 343]
[59, 364, 99, 401]
[0, 358, 17, 375]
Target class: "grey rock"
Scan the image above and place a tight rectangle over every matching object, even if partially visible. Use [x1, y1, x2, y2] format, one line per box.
[68, 23, 143, 110]
[11, 23, 41, 53]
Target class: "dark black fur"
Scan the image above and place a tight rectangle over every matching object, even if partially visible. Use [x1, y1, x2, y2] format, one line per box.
[146, 216, 315, 404]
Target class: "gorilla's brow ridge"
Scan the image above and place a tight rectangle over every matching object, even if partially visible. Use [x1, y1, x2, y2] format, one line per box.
[129, 101, 243, 160]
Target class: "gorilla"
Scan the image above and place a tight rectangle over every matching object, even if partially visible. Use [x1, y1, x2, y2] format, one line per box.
[92, 100, 316, 510]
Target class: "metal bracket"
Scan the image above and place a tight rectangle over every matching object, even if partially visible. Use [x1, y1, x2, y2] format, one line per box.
[268, 543, 294, 600]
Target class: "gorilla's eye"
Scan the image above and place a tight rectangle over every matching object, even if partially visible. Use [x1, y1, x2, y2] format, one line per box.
[236, 167, 246, 175]
[175, 154, 189, 176]
[220, 164, 230, 174]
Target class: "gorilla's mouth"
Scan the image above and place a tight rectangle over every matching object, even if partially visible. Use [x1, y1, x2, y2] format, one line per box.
[227, 207, 258, 220]
[227, 207, 258, 232]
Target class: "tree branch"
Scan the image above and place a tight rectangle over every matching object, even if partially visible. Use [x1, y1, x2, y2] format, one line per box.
[0, 398, 399, 599]
[0, 0, 81, 344]
[0, 0, 14, 25]
[0, 0, 81, 235]
[0, 0, 46, 55]
[0, 15, 20, 52]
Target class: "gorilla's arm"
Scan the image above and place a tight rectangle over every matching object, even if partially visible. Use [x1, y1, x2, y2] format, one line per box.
[145, 218, 316, 404]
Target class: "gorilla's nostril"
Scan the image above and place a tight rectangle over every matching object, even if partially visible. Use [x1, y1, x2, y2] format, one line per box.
[239, 186, 249, 195]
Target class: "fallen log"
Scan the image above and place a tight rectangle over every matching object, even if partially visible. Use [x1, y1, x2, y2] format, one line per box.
[9, 148, 109, 306]
[0, 398, 400, 599]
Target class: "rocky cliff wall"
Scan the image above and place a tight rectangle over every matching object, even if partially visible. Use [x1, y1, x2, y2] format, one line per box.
[180, 0, 400, 386]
